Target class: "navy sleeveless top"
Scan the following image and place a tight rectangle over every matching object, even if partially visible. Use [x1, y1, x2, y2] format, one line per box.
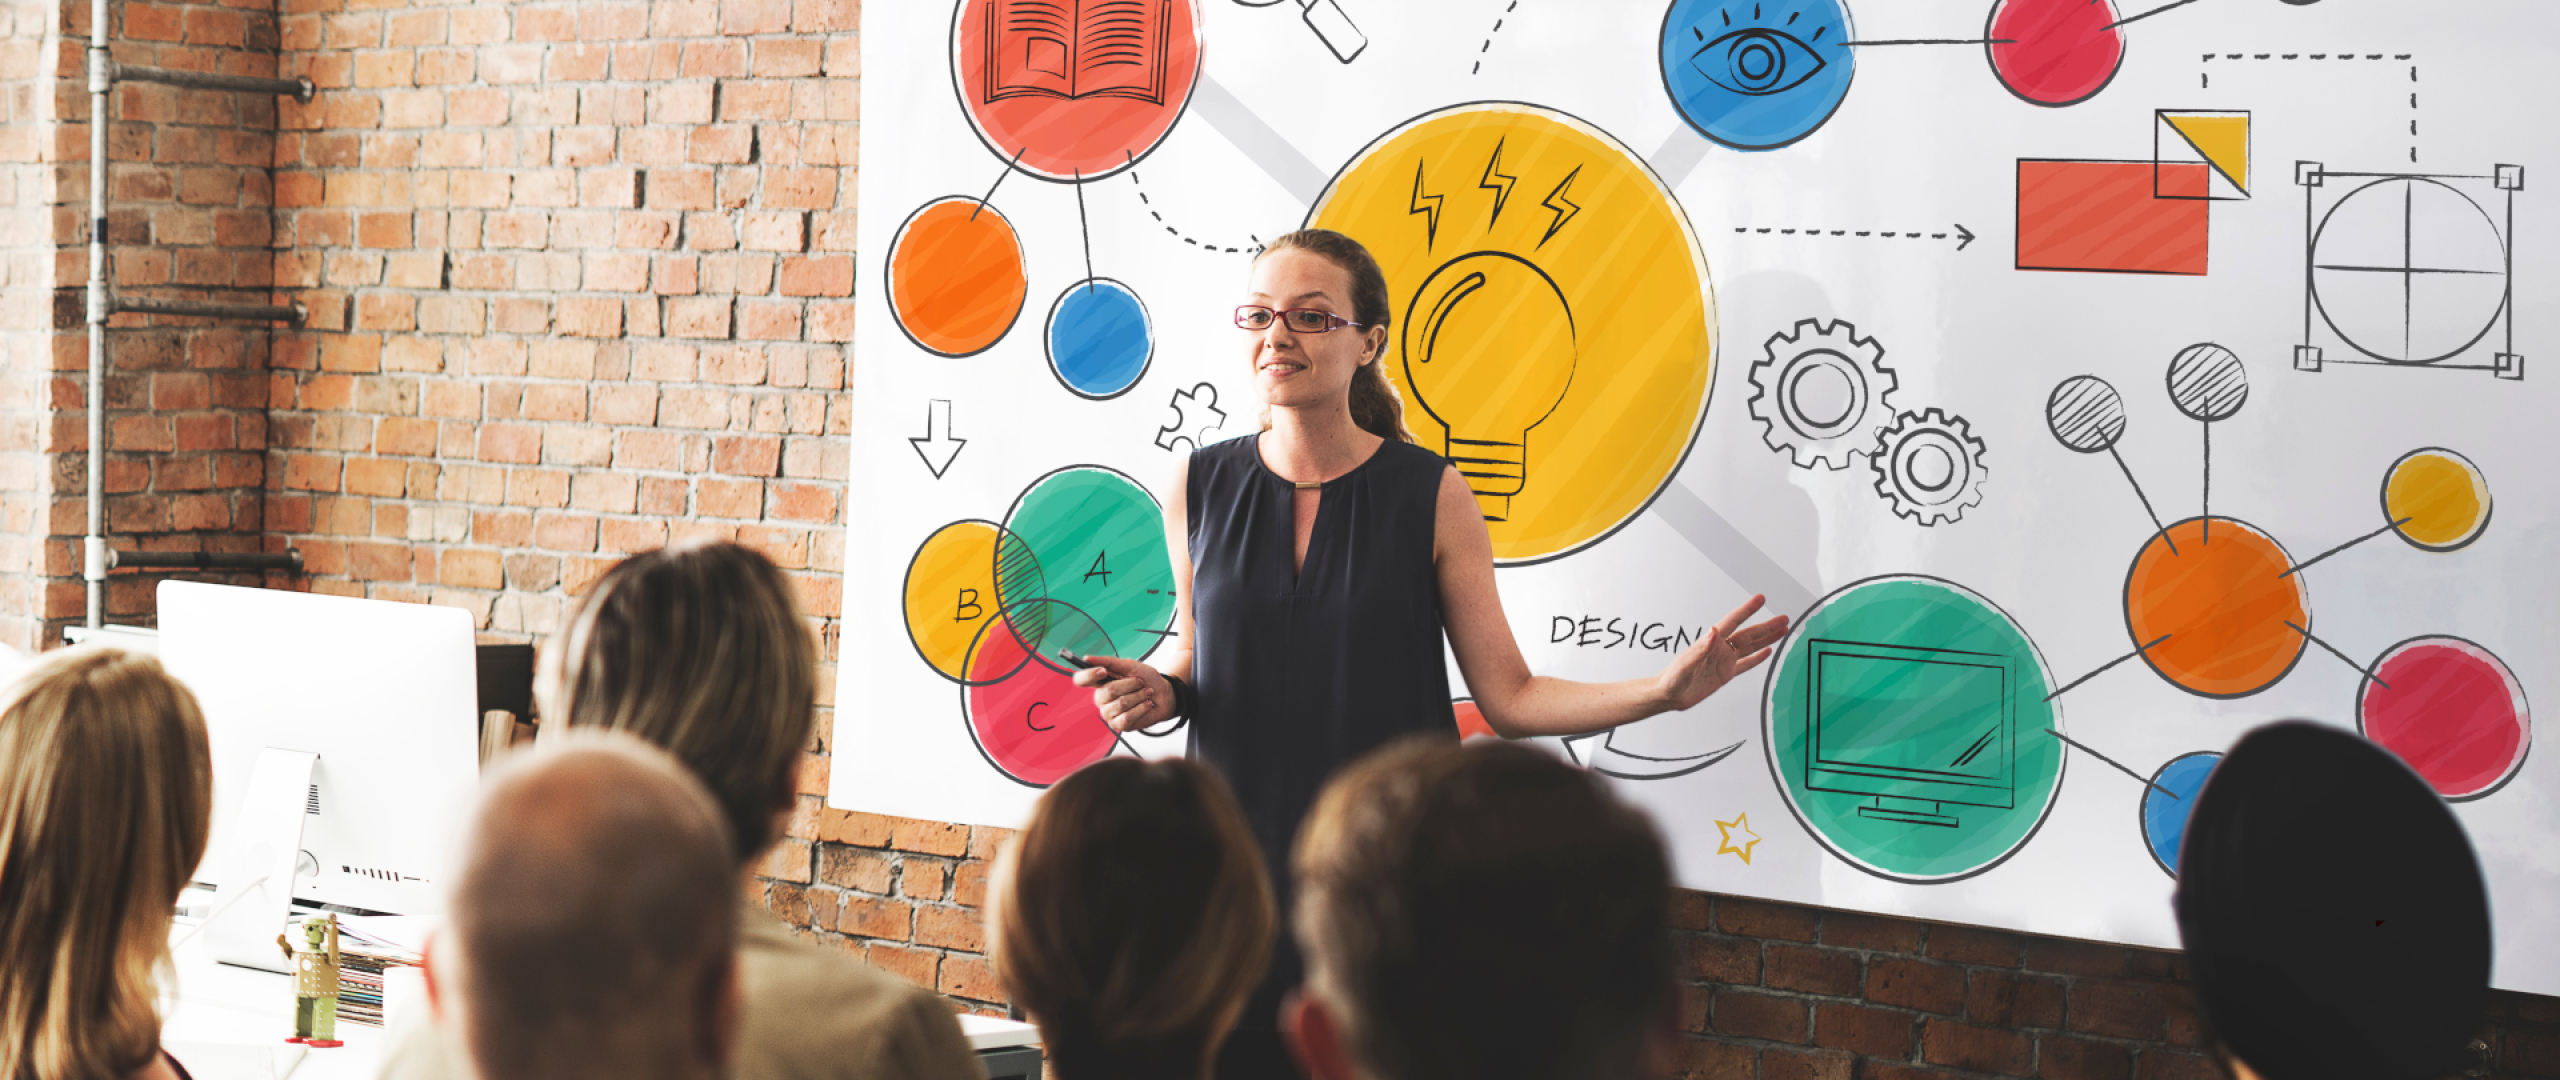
[1186, 432, 1458, 1026]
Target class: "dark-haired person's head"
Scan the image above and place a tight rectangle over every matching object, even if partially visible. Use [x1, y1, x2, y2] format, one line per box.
[537, 539, 816, 864]
[990, 758, 1274, 1080]
[2175, 720, 2492, 1080]
[1290, 738, 1679, 1080]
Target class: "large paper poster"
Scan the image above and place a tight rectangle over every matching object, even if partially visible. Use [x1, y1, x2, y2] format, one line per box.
[838, 0, 2557, 993]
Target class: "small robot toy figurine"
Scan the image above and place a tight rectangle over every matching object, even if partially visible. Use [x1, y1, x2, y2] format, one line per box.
[277, 914, 345, 1048]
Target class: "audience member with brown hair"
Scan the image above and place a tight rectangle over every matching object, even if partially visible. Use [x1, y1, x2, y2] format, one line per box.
[988, 757, 1274, 1080]
[1288, 737, 1681, 1080]
[386, 540, 981, 1080]
[0, 648, 212, 1080]
[431, 732, 740, 1080]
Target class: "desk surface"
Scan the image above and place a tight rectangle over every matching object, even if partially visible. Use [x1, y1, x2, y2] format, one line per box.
[166, 924, 1043, 1078]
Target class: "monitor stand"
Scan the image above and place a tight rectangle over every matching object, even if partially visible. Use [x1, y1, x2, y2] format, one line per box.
[1857, 795, 1958, 828]
[202, 748, 318, 974]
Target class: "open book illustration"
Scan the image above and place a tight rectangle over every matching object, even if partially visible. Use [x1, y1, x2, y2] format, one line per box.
[981, 0, 1172, 105]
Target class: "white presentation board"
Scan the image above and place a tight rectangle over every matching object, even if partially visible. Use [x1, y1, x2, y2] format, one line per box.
[833, 0, 2556, 994]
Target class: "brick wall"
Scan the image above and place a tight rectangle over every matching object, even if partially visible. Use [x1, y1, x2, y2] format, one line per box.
[1669, 892, 2558, 1080]
[0, 0, 58, 652]
[261, 0, 858, 635]
[0, 0, 280, 652]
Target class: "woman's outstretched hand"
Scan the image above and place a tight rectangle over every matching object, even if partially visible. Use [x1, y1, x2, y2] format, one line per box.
[1073, 655, 1178, 733]
[1652, 594, 1792, 713]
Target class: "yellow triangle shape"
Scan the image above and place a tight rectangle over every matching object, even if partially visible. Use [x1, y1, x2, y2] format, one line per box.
[2166, 115, 2249, 194]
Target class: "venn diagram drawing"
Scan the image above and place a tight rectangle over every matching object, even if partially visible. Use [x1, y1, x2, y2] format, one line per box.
[903, 466, 1176, 787]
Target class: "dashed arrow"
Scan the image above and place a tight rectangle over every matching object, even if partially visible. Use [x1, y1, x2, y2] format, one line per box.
[908, 399, 966, 479]
[1734, 223, 1977, 251]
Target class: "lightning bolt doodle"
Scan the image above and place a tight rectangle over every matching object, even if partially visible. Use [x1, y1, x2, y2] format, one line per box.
[1479, 138, 1517, 228]
[1410, 160, 1445, 250]
[1538, 165, 1583, 248]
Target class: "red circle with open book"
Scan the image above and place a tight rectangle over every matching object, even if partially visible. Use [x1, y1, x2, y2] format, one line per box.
[952, 0, 1204, 183]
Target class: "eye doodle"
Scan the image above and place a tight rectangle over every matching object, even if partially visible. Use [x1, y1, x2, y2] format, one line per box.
[1659, 0, 1857, 151]
[1694, 26, 1829, 96]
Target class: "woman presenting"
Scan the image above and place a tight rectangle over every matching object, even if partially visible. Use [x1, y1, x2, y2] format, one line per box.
[1073, 229, 1788, 1076]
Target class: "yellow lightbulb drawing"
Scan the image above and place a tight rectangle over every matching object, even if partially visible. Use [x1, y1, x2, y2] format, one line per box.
[1401, 252, 1577, 521]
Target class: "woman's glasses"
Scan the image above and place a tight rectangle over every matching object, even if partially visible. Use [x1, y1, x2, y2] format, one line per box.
[1234, 306, 1367, 334]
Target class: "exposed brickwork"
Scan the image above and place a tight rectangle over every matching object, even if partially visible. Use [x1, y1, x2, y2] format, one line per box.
[1668, 891, 2556, 1080]
[259, 0, 856, 641]
[0, 0, 60, 651]
[0, 0, 279, 650]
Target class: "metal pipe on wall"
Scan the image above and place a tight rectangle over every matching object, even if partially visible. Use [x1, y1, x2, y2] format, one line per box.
[112, 63, 313, 102]
[79, 13, 311, 629]
[84, 0, 108, 629]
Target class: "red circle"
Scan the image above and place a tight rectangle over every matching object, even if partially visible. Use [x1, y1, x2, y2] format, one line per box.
[1986, 0, 2126, 107]
[964, 610, 1118, 787]
[2360, 637, 2531, 800]
[952, 0, 1204, 182]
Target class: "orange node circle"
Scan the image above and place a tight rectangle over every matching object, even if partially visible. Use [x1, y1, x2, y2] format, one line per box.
[887, 197, 1028, 357]
[2124, 517, 2310, 699]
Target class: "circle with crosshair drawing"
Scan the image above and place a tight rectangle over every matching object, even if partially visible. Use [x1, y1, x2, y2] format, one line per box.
[1307, 103, 1716, 565]
[1762, 576, 2065, 882]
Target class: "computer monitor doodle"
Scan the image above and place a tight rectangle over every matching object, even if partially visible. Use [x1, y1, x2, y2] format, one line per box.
[1807, 639, 2014, 828]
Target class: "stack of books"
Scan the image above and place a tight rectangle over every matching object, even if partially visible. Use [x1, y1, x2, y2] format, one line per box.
[334, 923, 422, 1028]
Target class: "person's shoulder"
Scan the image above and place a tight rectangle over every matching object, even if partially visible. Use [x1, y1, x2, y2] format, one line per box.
[1191, 432, 1259, 468]
[734, 917, 981, 1080]
[1378, 437, 1457, 481]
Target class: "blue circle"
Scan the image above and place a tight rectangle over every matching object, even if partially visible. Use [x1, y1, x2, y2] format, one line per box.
[2140, 752, 2222, 877]
[1661, 0, 1857, 151]
[1045, 278, 1152, 400]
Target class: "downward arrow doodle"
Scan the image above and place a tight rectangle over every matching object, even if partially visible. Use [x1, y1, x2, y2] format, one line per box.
[1735, 223, 1978, 251]
[908, 399, 966, 479]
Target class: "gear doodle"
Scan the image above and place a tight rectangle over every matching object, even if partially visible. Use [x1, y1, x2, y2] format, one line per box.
[1871, 408, 1988, 526]
[1154, 381, 1229, 452]
[1749, 318, 1898, 470]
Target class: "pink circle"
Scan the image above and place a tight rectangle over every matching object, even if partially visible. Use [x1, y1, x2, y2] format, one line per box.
[952, 0, 1204, 182]
[963, 608, 1119, 787]
[2359, 636, 2531, 801]
[1986, 0, 2126, 107]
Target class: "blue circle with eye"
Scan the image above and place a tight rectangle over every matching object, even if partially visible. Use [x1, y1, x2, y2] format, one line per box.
[1661, 0, 1856, 151]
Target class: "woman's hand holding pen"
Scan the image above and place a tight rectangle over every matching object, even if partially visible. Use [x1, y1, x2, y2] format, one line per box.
[1071, 654, 1179, 733]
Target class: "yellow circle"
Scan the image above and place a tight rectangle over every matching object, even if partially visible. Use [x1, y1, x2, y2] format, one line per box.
[1309, 103, 1716, 564]
[2384, 448, 2492, 551]
[904, 520, 1002, 682]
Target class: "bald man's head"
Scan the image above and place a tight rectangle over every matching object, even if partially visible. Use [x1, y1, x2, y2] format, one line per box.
[440, 732, 740, 1080]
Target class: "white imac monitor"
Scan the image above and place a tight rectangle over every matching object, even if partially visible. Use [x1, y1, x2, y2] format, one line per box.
[159, 582, 480, 959]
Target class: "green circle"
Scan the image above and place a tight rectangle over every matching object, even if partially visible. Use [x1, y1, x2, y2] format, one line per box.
[1761, 575, 2064, 882]
[998, 466, 1175, 664]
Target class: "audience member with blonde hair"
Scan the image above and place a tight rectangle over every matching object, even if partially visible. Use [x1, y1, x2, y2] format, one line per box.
[1288, 738, 1681, 1080]
[0, 648, 212, 1080]
[988, 757, 1274, 1080]
[431, 732, 741, 1080]
[386, 540, 981, 1080]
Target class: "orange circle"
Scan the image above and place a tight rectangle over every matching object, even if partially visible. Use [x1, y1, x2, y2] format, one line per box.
[2125, 517, 2309, 698]
[888, 197, 1027, 357]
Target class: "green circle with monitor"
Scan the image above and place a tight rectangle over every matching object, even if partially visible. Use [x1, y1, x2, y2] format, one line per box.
[1761, 575, 2065, 882]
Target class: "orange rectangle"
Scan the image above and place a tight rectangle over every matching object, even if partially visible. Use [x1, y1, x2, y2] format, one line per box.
[2016, 160, 2210, 275]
